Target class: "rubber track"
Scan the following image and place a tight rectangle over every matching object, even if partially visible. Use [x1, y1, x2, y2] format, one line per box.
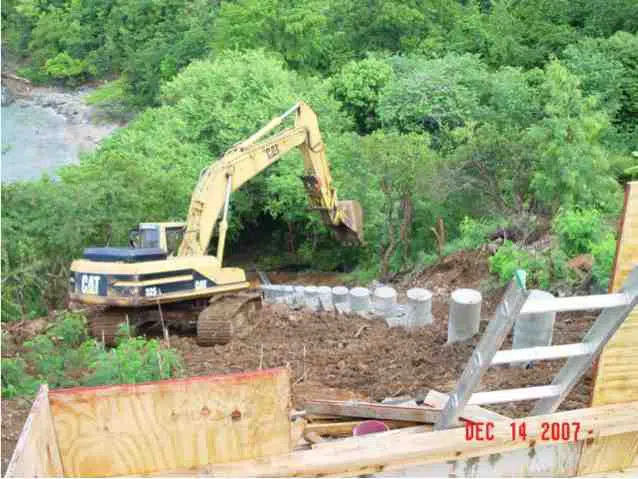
[89, 310, 127, 347]
[196, 293, 260, 346]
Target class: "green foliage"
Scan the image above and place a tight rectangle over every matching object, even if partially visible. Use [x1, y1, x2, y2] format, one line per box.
[444, 216, 508, 255]
[552, 208, 611, 257]
[591, 233, 617, 291]
[526, 61, 622, 213]
[45, 52, 90, 84]
[88, 324, 183, 385]
[84, 79, 131, 121]
[331, 57, 393, 133]
[3, 313, 183, 397]
[2, 0, 635, 303]
[6, 0, 216, 99]
[378, 54, 489, 135]
[1, 358, 39, 398]
[24, 312, 92, 388]
[213, 0, 332, 73]
[489, 242, 550, 289]
[102, 0, 217, 105]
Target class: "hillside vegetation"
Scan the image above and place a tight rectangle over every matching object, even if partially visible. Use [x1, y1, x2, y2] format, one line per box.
[2, 0, 638, 320]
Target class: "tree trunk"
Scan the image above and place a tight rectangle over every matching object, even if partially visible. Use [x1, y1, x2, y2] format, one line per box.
[287, 222, 295, 254]
[399, 194, 413, 264]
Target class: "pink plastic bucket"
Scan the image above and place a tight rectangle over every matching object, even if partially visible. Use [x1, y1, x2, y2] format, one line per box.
[352, 420, 390, 436]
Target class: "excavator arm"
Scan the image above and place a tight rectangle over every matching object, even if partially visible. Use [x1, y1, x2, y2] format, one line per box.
[177, 101, 363, 261]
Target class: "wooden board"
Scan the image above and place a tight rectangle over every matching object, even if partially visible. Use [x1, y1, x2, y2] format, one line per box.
[5, 385, 64, 477]
[203, 401, 638, 477]
[379, 441, 582, 478]
[305, 420, 421, 437]
[580, 181, 638, 474]
[578, 432, 638, 475]
[304, 399, 442, 423]
[47, 368, 291, 477]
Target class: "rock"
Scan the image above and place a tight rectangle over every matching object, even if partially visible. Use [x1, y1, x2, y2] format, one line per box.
[568, 254, 593, 272]
[1, 86, 15, 106]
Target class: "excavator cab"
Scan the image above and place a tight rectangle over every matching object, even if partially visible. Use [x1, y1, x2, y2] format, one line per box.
[128, 222, 185, 256]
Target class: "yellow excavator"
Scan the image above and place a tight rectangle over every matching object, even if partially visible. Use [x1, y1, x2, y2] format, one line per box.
[68, 102, 363, 346]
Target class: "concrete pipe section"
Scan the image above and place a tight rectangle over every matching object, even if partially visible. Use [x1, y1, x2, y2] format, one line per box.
[512, 289, 556, 367]
[304, 285, 320, 311]
[448, 288, 482, 343]
[349, 287, 371, 313]
[374, 286, 397, 317]
[406, 288, 433, 329]
[317, 285, 334, 311]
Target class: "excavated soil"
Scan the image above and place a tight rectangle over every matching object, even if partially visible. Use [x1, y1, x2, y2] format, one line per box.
[174, 251, 595, 415]
[173, 305, 595, 417]
[1, 398, 33, 475]
[0, 251, 597, 472]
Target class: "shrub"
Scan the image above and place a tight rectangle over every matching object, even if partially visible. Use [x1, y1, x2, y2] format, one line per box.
[87, 324, 183, 385]
[18, 312, 183, 393]
[552, 208, 610, 257]
[24, 313, 93, 388]
[45, 52, 89, 83]
[1, 358, 39, 399]
[444, 216, 507, 255]
[591, 233, 617, 291]
[489, 241, 550, 289]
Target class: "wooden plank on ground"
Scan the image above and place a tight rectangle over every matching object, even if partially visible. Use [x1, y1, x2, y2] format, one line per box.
[424, 389, 511, 423]
[311, 425, 431, 450]
[305, 420, 421, 437]
[304, 399, 441, 423]
[580, 181, 638, 475]
[6, 385, 64, 477]
[48, 368, 291, 477]
[203, 401, 638, 477]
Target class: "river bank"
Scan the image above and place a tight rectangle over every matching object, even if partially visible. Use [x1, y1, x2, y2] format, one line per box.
[1, 75, 122, 182]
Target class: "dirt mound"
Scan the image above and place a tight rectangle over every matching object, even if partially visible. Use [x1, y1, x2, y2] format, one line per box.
[400, 250, 503, 318]
[173, 301, 595, 417]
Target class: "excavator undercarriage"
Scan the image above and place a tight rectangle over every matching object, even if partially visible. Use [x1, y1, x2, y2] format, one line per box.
[80, 292, 261, 347]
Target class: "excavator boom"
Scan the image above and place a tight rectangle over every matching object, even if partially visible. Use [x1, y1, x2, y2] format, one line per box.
[178, 102, 363, 260]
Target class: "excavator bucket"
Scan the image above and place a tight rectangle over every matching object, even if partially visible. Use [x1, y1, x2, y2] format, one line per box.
[335, 200, 364, 245]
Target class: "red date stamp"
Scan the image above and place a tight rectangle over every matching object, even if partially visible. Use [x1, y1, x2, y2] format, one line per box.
[464, 421, 581, 441]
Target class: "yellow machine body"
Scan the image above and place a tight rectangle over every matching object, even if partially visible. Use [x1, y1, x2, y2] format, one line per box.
[68, 101, 363, 344]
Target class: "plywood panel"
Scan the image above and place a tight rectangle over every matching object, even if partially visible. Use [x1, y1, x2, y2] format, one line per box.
[48, 368, 291, 477]
[5, 385, 64, 477]
[578, 432, 638, 475]
[579, 181, 638, 475]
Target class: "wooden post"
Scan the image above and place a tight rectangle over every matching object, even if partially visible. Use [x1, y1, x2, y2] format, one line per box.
[579, 181, 638, 475]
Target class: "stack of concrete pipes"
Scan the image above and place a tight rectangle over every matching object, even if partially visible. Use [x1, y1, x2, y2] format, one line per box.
[260, 284, 433, 330]
[263, 282, 555, 349]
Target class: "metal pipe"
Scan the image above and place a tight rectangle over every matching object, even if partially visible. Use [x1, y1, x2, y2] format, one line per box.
[238, 103, 300, 148]
[216, 175, 233, 265]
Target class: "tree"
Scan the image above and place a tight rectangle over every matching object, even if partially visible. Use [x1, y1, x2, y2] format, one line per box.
[358, 132, 439, 279]
[526, 61, 622, 214]
[378, 54, 489, 139]
[331, 57, 393, 134]
[213, 0, 333, 73]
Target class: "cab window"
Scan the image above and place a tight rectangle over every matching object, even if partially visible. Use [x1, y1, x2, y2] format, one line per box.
[165, 227, 184, 255]
[139, 226, 160, 249]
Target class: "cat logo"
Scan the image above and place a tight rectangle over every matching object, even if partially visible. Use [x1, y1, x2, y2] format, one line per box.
[80, 274, 101, 295]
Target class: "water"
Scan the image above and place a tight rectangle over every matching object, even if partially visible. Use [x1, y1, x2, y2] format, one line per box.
[1, 102, 78, 182]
